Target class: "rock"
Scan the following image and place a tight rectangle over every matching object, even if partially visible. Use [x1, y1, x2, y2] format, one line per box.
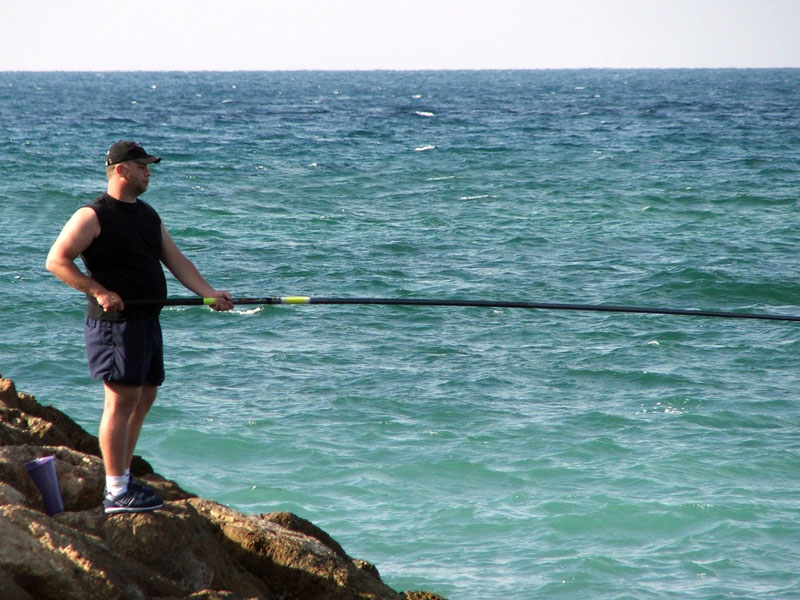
[0, 374, 448, 600]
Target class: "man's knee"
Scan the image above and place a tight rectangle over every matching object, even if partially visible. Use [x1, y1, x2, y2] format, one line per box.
[104, 382, 143, 413]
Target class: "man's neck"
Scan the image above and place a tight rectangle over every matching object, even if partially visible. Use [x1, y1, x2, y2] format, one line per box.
[106, 182, 137, 203]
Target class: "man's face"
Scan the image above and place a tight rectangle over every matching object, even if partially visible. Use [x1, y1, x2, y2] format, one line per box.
[121, 161, 152, 195]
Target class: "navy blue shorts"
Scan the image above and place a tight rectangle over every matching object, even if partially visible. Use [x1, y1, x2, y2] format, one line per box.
[85, 317, 165, 386]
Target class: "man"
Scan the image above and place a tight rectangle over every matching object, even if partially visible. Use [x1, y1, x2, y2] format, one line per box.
[46, 140, 233, 514]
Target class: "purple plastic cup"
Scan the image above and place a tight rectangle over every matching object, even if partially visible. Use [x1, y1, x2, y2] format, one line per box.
[24, 455, 65, 515]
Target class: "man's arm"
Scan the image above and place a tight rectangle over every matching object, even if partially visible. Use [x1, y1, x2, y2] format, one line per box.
[46, 207, 125, 312]
[159, 224, 233, 311]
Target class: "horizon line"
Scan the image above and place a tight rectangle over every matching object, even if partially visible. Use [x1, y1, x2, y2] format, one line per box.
[3, 66, 800, 73]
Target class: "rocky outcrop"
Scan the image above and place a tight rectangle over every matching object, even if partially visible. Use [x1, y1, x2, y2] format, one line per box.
[0, 374, 446, 600]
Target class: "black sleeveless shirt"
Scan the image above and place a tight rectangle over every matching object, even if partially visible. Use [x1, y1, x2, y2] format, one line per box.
[81, 193, 167, 319]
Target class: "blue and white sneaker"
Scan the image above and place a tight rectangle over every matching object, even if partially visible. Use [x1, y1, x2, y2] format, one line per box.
[103, 486, 163, 514]
[127, 475, 155, 495]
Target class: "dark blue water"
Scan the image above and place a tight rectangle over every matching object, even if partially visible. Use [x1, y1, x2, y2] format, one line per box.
[2, 70, 800, 599]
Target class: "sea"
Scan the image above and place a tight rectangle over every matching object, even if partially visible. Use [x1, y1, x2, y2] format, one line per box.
[1, 69, 799, 599]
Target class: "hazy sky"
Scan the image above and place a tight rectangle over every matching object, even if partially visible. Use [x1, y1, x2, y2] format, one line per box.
[2, 0, 799, 70]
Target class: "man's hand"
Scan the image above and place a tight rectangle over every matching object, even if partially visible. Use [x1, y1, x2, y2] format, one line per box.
[94, 290, 125, 313]
[208, 291, 234, 312]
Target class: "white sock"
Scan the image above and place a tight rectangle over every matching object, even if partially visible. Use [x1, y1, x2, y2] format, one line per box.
[106, 475, 128, 497]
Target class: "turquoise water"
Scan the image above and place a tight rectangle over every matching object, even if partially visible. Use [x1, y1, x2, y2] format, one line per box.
[2, 70, 800, 599]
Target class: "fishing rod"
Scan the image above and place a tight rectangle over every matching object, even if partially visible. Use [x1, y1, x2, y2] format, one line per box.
[124, 296, 800, 322]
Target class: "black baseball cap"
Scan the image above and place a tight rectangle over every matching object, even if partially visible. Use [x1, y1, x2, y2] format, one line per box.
[106, 141, 161, 167]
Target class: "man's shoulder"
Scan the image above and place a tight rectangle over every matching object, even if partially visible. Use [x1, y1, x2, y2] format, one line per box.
[135, 198, 162, 222]
[60, 204, 101, 240]
[85, 194, 159, 217]
[136, 198, 157, 211]
[84, 192, 111, 210]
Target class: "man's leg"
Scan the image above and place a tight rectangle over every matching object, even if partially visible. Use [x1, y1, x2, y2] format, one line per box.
[99, 381, 162, 512]
[124, 383, 158, 472]
[99, 381, 143, 478]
